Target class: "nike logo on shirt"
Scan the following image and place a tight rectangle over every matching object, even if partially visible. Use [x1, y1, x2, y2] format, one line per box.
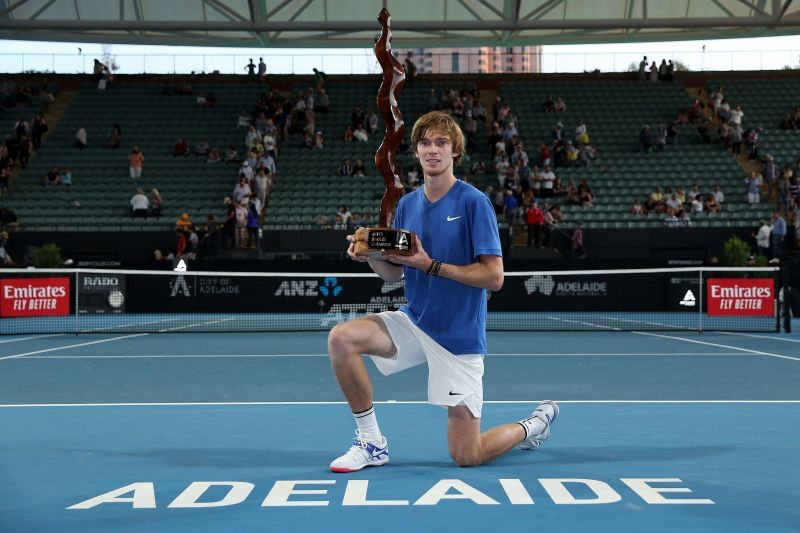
[447, 216, 461, 221]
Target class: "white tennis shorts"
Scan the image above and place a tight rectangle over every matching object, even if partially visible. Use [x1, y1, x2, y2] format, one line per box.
[369, 310, 484, 418]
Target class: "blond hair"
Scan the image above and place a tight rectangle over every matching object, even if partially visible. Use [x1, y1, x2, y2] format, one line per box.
[410, 111, 465, 164]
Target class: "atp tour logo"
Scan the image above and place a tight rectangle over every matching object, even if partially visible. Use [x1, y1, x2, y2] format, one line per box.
[524, 275, 556, 296]
[169, 275, 191, 298]
[679, 290, 696, 307]
[319, 277, 342, 298]
[381, 280, 404, 294]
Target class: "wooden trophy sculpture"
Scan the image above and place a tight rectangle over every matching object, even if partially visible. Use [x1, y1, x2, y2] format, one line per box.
[354, 8, 416, 259]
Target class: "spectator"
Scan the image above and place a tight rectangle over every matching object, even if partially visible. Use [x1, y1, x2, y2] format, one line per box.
[60, 167, 72, 188]
[202, 214, 220, 257]
[353, 123, 369, 142]
[173, 138, 189, 157]
[754, 219, 771, 257]
[525, 200, 545, 247]
[745, 171, 762, 204]
[108, 123, 122, 150]
[233, 175, 252, 204]
[310, 66, 326, 90]
[245, 58, 256, 82]
[44, 167, 61, 186]
[254, 169, 269, 212]
[367, 111, 379, 134]
[224, 145, 241, 164]
[149, 188, 162, 219]
[237, 110, 251, 128]
[352, 159, 366, 177]
[639, 125, 653, 153]
[572, 222, 587, 258]
[0, 230, 13, 265]
[193, 139, 209, 157]
[314, 131, 325, 149]
[713, 185, 725, 205]
[75, 125, 87, 150]
[176, 212, 193, 230]
[206, 146, 221, 164]
[337, 159, 353, 177]
[343, 125, 354, 142]
[130, 188, 149, 219]
[258, 57, 267, 83]
[502, 189, 518, 230]
[631, 198, 644, 215]
[690, 194, 704, 214]
[317, 89, 330, 114]
[771, 211, 786, 260]
[704, 193, 721, 213]
[246, 200, 260, 248]
[31, 113, 48, 149]
[128, 145, 144, 178]
[404, 54, 417, 83]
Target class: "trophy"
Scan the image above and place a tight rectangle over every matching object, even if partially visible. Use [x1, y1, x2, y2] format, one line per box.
[354, 8, 416, 259]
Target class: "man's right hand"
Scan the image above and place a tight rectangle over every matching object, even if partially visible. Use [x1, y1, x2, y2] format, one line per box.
[346, 227, 370, 262]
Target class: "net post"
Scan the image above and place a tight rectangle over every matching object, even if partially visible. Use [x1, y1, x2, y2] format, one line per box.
[698, 270, 703, 333]
[781, 265, 791, 333]
[74, 270, 80, 335]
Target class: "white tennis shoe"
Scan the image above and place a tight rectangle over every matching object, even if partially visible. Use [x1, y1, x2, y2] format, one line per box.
[330, 430, 389, 473]
[519, 400, 559, 450]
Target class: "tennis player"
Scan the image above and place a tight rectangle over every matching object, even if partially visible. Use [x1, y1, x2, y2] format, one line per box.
[328, 111, 558, 472]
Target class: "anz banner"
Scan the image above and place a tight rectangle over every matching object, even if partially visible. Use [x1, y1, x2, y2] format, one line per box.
[125, 274, 407, 314]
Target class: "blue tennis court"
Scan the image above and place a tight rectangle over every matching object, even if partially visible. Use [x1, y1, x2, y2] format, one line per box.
[1, 328, 799, 532]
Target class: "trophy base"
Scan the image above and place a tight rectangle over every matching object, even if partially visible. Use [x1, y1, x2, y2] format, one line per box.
[355, 227, 416, 259]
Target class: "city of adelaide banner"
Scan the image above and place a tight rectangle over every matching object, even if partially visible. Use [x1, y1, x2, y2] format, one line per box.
[706, 278, 774, 317]
[0, 277, 71, 317]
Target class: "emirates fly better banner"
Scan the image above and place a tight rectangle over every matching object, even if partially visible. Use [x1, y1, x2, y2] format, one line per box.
[706, 278, 774, 316]
[0, 277, 71, 317]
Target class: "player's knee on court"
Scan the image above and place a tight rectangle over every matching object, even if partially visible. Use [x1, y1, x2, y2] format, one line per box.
[449, 443, 481, 467]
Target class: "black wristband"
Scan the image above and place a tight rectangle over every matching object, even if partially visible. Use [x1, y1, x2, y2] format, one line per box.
[425, 259, 436, 275]
[432, 260, 443, 277]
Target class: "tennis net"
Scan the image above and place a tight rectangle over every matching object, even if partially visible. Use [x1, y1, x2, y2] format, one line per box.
[0, 266, 785, 334]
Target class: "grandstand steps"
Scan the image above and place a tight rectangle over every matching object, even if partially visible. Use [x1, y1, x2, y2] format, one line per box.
[9, 90, 76, 183]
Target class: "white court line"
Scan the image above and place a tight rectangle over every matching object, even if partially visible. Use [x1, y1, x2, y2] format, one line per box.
[7, 352, 750, 360]
[1, 399, 799, 408]
[0, 334, 149, 361]
[0, 334, 64, 344]
[718, 331, 800, 344]
[633, 331, 800, 362]
[157, 317, 237, 333]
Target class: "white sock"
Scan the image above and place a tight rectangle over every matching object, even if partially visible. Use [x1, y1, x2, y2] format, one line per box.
[518, 414, 546, 440]
[353, 405, 382, 441]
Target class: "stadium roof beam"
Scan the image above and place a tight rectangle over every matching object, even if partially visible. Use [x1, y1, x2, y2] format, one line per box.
[0, 16, 799, 31]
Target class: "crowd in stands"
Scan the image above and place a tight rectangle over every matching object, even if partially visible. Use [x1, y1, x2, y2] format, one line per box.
[637, 56, 676, 82]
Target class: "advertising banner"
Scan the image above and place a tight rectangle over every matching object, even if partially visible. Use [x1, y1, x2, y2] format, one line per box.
[706, 278, 774, 316]
[0, 277, 71, 317]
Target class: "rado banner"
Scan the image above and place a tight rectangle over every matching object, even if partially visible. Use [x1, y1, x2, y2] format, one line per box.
[78, 273, 126, 314]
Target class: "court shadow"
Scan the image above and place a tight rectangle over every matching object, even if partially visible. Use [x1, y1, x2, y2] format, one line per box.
[55, 447, 332, 468]
[491, 444, 738, 467]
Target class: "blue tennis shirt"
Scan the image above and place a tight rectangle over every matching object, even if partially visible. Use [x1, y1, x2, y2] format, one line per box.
[394, 179, 502, 355]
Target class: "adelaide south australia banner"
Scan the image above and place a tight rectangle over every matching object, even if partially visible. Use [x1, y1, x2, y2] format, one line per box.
[706, 278, 774, 317]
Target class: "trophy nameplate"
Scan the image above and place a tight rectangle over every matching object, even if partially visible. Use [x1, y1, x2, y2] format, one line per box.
[354, 226, 416, 259]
